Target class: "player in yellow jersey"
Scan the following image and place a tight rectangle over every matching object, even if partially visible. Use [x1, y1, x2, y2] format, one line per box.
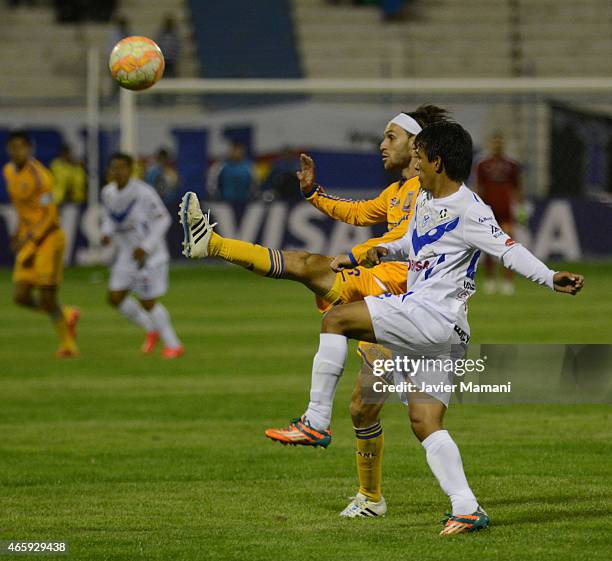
[180, 106, 450, 516]
[4, 131, 80, 357]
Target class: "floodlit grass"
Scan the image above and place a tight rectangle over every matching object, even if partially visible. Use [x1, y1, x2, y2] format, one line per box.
[1, 263, 610, 560]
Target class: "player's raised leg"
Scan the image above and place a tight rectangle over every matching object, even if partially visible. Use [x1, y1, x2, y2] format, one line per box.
[179, 191, 337, 298]
[265, 301, 376, 447]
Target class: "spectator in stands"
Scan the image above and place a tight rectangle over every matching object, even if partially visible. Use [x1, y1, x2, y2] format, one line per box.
[50, 144, 87, 205]
[156, 14, 181, 78]
[145, 148, 180, 206]
[260, 147, 301, 201]
[208, 142, 256, 204]
[476, 131, 523, 295]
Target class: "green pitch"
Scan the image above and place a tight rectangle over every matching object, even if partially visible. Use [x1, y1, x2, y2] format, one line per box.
[1, 263, 611, 561]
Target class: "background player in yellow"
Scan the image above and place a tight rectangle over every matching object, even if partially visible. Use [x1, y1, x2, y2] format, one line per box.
[181, 106, 450, 517]
[3, 131, 79, 357]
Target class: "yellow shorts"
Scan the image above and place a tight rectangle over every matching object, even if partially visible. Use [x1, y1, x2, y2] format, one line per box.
[13, 228, 65, 287]
[316, 266, 389, 312]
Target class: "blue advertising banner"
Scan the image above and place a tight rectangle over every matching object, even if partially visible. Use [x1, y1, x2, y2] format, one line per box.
[0, 198, 611, 268]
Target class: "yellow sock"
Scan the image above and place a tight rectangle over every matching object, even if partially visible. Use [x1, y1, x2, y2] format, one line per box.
[52, 307, 77, 350]
[355, 421, 384, 502]
[208, 232, 283, 278]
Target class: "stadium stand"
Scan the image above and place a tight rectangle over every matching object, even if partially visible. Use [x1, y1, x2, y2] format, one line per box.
[1, 0, 609, 100]
[0, 0, 198, 100]
[292, 0, 612, 78]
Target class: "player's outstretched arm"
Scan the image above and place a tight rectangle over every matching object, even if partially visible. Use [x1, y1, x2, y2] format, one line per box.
[552, 271, 584, 295]
[298, 153, 390, 226]
[464, 205, 584, 295]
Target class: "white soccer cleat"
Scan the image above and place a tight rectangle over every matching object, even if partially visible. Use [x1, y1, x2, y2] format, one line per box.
[178, 191, 216, 259]
[339, 493, 387, 518]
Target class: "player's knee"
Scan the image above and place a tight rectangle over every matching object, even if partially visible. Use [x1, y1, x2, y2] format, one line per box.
[107, 292, 123, 308]
[140, 299, 155, 311]
[38, 293, 56, 314]
[321, 307, 345, 333]
[350, 397, 378, 428]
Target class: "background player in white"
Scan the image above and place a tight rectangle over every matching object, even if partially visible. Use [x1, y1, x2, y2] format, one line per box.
[101, 153, 184, 359]
[275, 122, 583, 535]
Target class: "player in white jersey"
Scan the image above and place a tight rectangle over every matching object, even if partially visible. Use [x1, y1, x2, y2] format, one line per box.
[275, 122, 583, 535]
[101, 153, 184, 359]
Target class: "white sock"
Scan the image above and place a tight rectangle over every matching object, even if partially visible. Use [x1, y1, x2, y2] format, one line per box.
[149, 303, 181, 348]
[422, 429, 479, 515]
[304, 333, 348, 430]
[118, 296, 155, 332]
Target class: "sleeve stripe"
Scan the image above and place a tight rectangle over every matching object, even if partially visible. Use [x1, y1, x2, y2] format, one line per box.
[317, 192, 366, 203]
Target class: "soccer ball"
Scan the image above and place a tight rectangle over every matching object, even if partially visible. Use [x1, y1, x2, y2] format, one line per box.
[109, 36, 165, 91]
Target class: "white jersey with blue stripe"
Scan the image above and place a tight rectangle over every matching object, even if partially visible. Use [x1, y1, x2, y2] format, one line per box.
[101, 178, 171, 268]
[380, 184, 555, 329]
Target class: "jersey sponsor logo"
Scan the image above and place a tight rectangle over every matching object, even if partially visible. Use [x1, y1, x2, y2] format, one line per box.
[505, 237, 516, 247]
[439, 208, 448, 219]
[412, 216, 460, 254]
[453, 324, 471, 344]
[109, 198, 137, 223]
[406, 258, 430, 272]
[456, 288, 471, 302]
[478, 215, 493, 223]
[389, 197, 400, 208]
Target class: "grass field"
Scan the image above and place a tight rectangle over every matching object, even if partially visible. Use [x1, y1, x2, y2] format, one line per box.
[1, 262, 611, 561]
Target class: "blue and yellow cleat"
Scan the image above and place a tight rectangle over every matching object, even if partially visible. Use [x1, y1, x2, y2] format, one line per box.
[440, 507, 489, 536]
[265, 416, 332, 448]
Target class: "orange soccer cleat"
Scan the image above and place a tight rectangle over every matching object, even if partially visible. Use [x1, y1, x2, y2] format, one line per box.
[142, 331, 160, 354]
[265, 416, 332, 448]
[440, 508, 489, 536]
[161, 345, 184, 359]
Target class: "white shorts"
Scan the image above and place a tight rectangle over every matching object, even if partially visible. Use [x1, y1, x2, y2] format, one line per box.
[109, 261, 168, 300]
[365, 292, 468, 407]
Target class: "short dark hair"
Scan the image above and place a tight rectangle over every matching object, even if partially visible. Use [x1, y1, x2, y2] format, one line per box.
[414, 121, 473, 183]
[109, 152, 134, 167]
[406, 104, 451, 129]
[7, 130, 32, 146]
